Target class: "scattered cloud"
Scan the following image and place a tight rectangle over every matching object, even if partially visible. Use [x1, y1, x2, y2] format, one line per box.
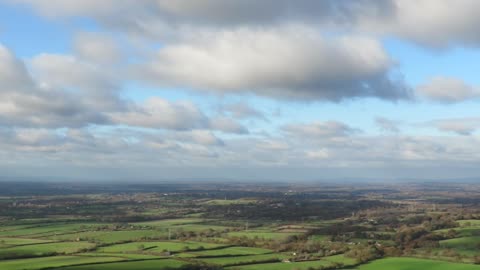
[3, 1, 480, 179]
[282, 121, 360, 138]
[209, 117, 249, 134]
[220, 102, 265, 120]
[375, 117, 401, 133]
[110, 97, 208, 130]
[73, 32, 122, 65]
[417, 77, 480, 103]
[430, 118, 480, 135]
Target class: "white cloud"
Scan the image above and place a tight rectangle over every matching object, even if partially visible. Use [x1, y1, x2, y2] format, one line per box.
[220, 102, 265, 120]
[110, 97, 208, 130]
[0, 44, 110, 128]
[417, 77, 479, 103]
[283, 121, 360, 138]
[0, 44, 34, 90]
[5, 0, 480, 180]
[368, 0, 480, 47]
[430, 118, 480, 135]
[0, 44, 243, 133]
[136, 26, 409, 101]
[73, 32, 121, 64]
[209, 116, 249, 134]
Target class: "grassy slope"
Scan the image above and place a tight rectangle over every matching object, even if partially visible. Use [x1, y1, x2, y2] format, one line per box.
[0, 255, 124, 270]
[358, 258, 480, 270]
[55, 259, 187, 270]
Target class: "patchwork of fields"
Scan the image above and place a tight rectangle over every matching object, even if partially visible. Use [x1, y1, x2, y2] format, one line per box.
[0, 183, 479, 270]
[0, 216, 479, 270]
[0, 217, 310, 270]
[358, 258, 480, 270]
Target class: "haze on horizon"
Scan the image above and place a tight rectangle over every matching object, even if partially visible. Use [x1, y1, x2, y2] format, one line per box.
[1, 0, 480, 181]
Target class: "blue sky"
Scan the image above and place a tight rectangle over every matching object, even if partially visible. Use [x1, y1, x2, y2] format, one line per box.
[1, 0, 480, 181]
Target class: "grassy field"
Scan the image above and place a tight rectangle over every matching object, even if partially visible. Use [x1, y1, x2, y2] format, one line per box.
[222, 255, 354, 270]
[56, 259, 188, 270]
[458, 220, 480, 227]
[202, 199, 258, 205]
[46, 230, 166, 244]
[358, 258, 480, 270]
[98, 240, 225, 253]
[78, 252, 162, 259]
[227, 259, 335, 270]
[0, 223, 99, 238]
[440, 236, 480, 250]
[0, 255, 125, 270]
[196, 253, 289, 266]
[436, 226, 480, 238]
[323, 254, 357, 265]
[0, 237, 53, 246]
[227, 231, 298, 240]
[130, 218, 206, 227]
[0, 241, 95, 259]
[188, 246, 272, 256]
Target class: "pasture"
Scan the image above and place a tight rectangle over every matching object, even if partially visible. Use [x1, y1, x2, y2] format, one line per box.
[357, 258, 480, 270]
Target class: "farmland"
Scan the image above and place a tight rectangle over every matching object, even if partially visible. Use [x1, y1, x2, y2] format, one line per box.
[358, 257, 480, 270]
[0, 181, 479, 269]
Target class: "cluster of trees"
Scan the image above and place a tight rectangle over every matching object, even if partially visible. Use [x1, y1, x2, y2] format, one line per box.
[345, 244, 383, 263]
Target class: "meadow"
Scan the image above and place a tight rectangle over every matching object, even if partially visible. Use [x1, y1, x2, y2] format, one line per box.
[358, 258, 480, 270]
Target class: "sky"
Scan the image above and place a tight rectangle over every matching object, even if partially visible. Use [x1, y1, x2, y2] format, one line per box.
[1, 0, 480, 181]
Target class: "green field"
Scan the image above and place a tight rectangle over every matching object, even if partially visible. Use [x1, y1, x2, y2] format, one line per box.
[458, 220, 480, 227]
[197, 253, 289, 266]
[46, 230, 166, 244]
[202, 199, 258, 205]
[130, 218, 206, 227]
[0, 237, 52, 246]
[0, 255, 125, 270]
[227, 231, 298, 240]
[440, 236, 480, 250]
[0, 241, 95, 259]
[358, 258, 480, 270]
[223, 255, 354, 270]
[1, 184, 479, 270]
[56, 259, 187, 270]
[227, 259, 335, 270]
[188, 246, 272, 256]
[0, 224, 94, 238]
[98, 240, 225, 253]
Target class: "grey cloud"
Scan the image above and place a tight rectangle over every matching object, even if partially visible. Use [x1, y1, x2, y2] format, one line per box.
[9, 0, 385, 36]
[0, 45, 110, 128]
[109, 97, 247, 133]
[369, 0, 480, 48]
[0, 45, 34, 89]
[208, 117, 249, 134]
[12, 0, 480, 48]
[416, 77, 480, 103]
[220, 102, 265, 120]
[1, 44, 244, 133]
[73, 32, 122, 65]
[430, 118, 480, 136]
[180, 130, 224, 146]
[2, 125, 480, 179]
[110, 97, 209, 130]
[282, 121, 360, 138]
